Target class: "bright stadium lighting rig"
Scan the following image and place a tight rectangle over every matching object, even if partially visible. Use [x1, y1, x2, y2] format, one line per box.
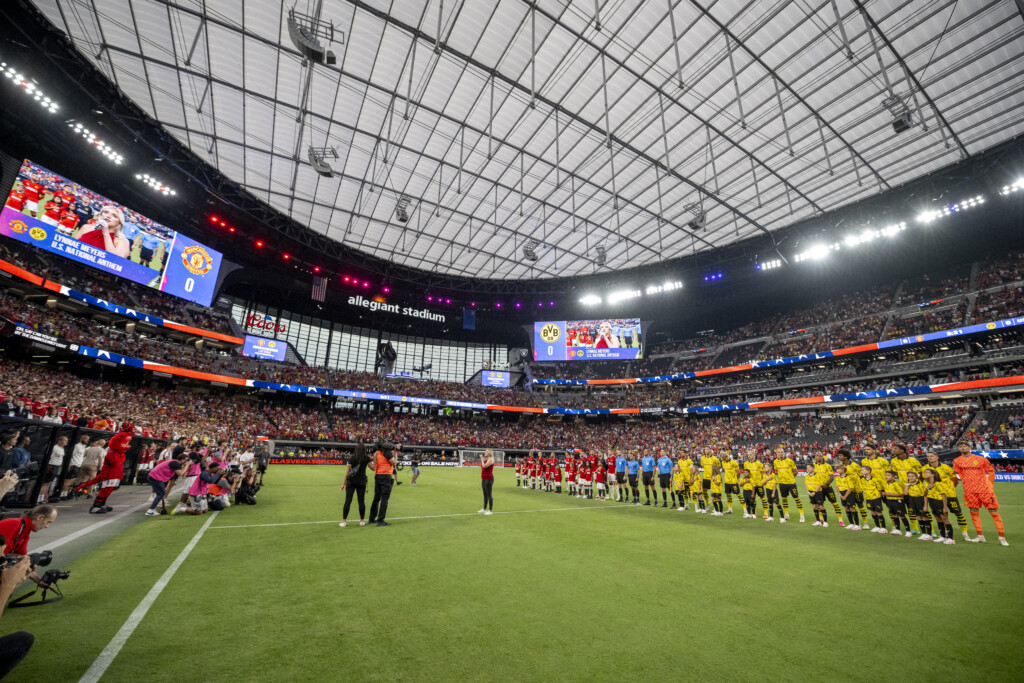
[136, 173, 176, 196]
[67, 122, 124, 164]
[998, 179, 1024, 196]
[606, 289, 641, 304]
[792, 243, 839, 263]
[645, 281, 683, 295]
[2, 62, 59, 114]
[756, 259, 782, 271]
[703, 272, 724, 281]
[579, 294, 602, 305]
[916, 195, 985, 223]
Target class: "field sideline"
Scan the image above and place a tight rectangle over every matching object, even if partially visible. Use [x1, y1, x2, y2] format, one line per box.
[8, 465, 1023, 682]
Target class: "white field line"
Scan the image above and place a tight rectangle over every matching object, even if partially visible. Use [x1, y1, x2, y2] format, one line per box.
[78, 511, 220, 683]
[208, 504, 636, 530]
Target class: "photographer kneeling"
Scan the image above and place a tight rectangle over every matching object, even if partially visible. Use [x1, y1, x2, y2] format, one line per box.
[235, 467, 260, 506]
[0, 505, 58, 590]
[367, 443, 398, 527]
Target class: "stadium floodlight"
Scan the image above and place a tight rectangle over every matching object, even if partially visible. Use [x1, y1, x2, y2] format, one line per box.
[757, 259, 782, 271]
[579, 295, 602, 305]
[999, 180, 1024, 196]
[307, 145, 338, 178]
[137, 173, 176, 196]
[916, 195, 985, 223]
[646, 281, 683, 294]
[286, 9, 341, 65]
[67, 120, 124, 164]
[793, 244, 830, 263]
[607, 289, 641, 304]
[4, 62, 59, 113]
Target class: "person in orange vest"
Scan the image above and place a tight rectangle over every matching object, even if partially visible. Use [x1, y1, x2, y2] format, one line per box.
[367, 443, 397, 527]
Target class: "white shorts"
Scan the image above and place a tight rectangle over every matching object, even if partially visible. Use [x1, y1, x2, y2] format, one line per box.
[608, 473, 616, 484]
[596, 483, 605, 492]
[25, 200, 38, 213]
[39, 215, 59, 226]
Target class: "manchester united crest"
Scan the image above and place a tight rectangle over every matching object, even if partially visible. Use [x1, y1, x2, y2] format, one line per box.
[182, 245, 213, 275]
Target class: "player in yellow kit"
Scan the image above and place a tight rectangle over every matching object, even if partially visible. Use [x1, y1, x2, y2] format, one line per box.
[860, 443, 888, 520]
[883, 470, 912, 536]
[804, 463, 829, 527]
[743, 451, 768, 518]
[923, 468, 958, 545]
[835, 464, 861, 530]
[925, 450, 970, 540]
[739, 469, 756, 517]
[815, 451, 846, 525]
[860, 466, 888, 533]
[672, 461, 689, 511]
[762, 465, 783, 522]
[676, 452, 694, 511]
[721, 453, 740, 514]
[891, 443, 926, 534]
[688, 466, 706, 513]
[700, 448, 721, 503]
[709, 467, 724, 516]
[772, 446, 804, 523]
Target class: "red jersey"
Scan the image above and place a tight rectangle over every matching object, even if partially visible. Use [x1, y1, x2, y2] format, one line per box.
[59, 211, 79, 230]
[607, 456, 616, 472]
[43, 198, 64, 220]
[595, 469, 606, 484]
[31, 401, 50, 418]
[21, 180, 43, 203]
[953, 455, 995, 495]
[5, 190, 25, 211]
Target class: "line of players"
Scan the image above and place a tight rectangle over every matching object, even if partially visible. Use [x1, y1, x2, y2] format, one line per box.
[513, 441, 1008, 546]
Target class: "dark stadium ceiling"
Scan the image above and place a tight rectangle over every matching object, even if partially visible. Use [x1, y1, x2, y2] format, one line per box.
[30, 0, 1024, 281]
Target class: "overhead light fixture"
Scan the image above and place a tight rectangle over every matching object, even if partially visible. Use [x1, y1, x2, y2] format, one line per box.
[307, 145, 339, 178]
[646, 281, 683, 294]
[286, 8, 341, 65]
[757, 259, 782, 271]
[395, 196, 411, 223]
[703, 272, 724, 281]
[998, 180, 1024, 195]
[882, 93, 914, 134]
[67, 121, 124, 164]
[3, 62, 59, 113]
[683, 201, 706, 231]
[606, 289, 640, 304]
[522, 240, 540, 262]
[917, 196, 984, 223]
[579, 294, 602, 305]
[136, 173, 176, 196]
[595, 245, 607, 267]
[793, 244, 836, 263]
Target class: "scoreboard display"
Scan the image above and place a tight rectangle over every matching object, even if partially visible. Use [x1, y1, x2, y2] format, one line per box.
[533, 318, 642, 361]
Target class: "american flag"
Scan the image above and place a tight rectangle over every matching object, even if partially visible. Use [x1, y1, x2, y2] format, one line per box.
[311, 275, 328, 302]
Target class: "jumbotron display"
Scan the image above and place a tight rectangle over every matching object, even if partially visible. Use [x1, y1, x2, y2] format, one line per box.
[534, 318, 643, 361]
[481, 370, 511, 388]
[1, 159, 224, 306]
[241, 335, 287, 361]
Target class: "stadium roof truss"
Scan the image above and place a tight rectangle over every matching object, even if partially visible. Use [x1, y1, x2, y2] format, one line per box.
[31, 0, 1024, 280]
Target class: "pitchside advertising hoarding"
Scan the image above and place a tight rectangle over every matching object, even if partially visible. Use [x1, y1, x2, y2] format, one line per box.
[534, 318, 643, 361]
[242, 334, 287, 361]
[1, 159, 224, 306]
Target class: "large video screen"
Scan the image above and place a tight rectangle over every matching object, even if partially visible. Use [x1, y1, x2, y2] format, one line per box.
[481, 370, 511, 388]
[1, 159, 223, 306]
[241, 334, 287, 361]
[534, 318, 643, 361]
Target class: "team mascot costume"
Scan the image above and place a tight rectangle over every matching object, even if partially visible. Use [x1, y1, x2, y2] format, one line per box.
[75, 431, 132, 513]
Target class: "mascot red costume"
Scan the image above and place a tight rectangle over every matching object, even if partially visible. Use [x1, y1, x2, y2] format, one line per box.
[75, 431, 132, 513]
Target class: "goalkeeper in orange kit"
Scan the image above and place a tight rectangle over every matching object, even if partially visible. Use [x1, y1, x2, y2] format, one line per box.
[952, 441, 1008, 546]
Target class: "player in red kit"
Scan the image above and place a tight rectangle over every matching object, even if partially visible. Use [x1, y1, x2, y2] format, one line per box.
[953, 441, 1008, 545]
[5, 180, 26, 212]
[565, 456, 577, 496]
[20, 173, 45, 217]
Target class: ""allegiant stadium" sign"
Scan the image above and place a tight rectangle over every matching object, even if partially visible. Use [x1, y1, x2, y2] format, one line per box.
[347, 295, 446, 323]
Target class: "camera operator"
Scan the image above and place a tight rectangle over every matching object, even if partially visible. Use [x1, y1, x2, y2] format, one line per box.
[0, 505, 58, 589]
[367, 443, 398, 527]
[235, 467, 260, 506]
[0, 556, 34, 678]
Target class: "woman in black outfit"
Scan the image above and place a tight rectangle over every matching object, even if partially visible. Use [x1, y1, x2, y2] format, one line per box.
[340, 443, 371, 527]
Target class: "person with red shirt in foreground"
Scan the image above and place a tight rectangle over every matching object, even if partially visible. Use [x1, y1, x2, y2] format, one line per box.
[953, 440, 1008, 546]
[478, 449, 495, 515]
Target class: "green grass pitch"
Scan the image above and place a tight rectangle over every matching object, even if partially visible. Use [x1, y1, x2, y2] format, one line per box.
[9, 466, 1023, 682]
